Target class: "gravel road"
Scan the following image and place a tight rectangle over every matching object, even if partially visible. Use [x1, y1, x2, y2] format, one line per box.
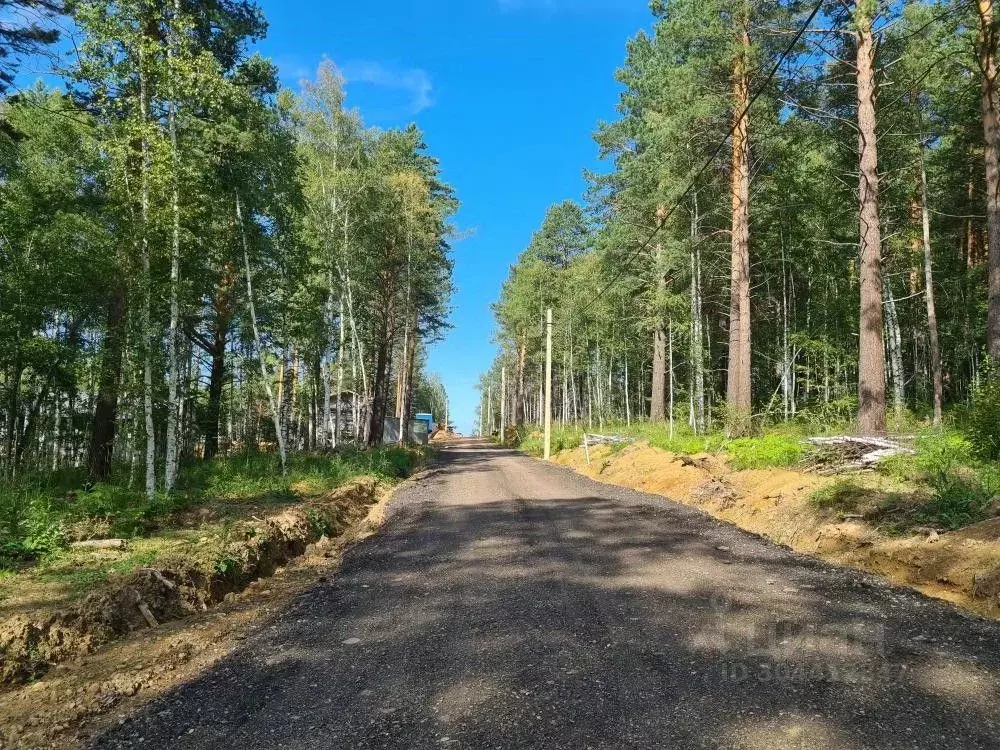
[95, 440, 1000, 749]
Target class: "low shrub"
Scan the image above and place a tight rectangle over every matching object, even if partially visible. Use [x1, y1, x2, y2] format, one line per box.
[811, 479, 870, 514]
[0, 490, 64, 567]
[881, 429, 998, 530]
[917, 473, 993, 530]
[967, 359, 1000, 461]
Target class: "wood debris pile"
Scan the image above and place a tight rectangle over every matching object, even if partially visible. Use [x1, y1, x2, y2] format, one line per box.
[804, 436, 915, 474]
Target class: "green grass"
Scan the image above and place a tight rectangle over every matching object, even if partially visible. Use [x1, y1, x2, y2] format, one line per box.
[725, 434, 805, 470]
[0, 446, 424, 572]
[811, 479, 873, 513]
[520, 417, 999, 534]
[808, 429, 1000, 531]
[517, 421, 805, 470]
[879, 429, 999, 529]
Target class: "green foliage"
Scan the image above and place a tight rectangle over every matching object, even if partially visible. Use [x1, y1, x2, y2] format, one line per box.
[881, 430, 999, 530]
[966, 361, 1000, 461]
[519, 421, 802, 470]
[518, 427, 584, 456]
[0, 490, 63, 566]
[366, 447, 420, 479]
[725, 434, 804, 470]
[0, 447, 422, 573]
[917, 475, 994, 530]
[882, 430, 973, 484]
[304, 507, 334, 538]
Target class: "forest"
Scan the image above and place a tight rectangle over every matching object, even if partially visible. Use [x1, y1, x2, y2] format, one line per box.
[482, 0, 1000, 461]
[0, 0, 454, 563]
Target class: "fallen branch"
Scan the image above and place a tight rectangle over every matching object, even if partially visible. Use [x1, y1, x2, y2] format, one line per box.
[806, 435, 915, 469]
[69, 539, 127, 551]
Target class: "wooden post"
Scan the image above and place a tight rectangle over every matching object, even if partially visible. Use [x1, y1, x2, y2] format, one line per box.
[544, 309, 553, 460]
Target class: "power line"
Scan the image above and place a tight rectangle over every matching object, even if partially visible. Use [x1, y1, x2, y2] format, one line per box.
[577, 0, 825, 317]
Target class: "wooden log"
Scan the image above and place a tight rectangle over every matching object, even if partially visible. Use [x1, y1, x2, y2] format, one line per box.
[137, 602, 159, 628]
[70, 539, 127, 550]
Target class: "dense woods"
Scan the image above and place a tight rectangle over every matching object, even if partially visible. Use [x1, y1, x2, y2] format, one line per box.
[483, 0, 1000, 451]
[0, 0, 455, 496]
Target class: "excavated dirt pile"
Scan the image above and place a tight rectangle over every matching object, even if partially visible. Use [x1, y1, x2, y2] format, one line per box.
[0, 478, 381, 687]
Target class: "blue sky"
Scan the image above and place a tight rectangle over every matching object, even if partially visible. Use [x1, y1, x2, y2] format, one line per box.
[16, 0, 651, 436]
[253, 0, 653, 434]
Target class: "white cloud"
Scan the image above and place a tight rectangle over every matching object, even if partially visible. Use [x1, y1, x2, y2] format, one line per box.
[340, 61, 434, 115]
[274, 56, 312, 84]
[496, 0, 629, 11]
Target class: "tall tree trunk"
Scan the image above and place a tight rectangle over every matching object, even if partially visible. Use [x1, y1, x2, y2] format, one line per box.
[333, 296, 346, 446]
[726, 10, 753, 436]
[4, 346, 23, 476]
[200, 286, 231, 461]
[855, 10, 887, 435]
[651, 241, 667, 421]
[668, 320, 675, 439]
[781, 242, 792, 420]
[164, 0, 182, 491]
[139, 43, 157, 501]
[280, 350, 295, 452]
[690, 191, 706, 434]
[918, 141, 944, 425]
[500, 364, 507, 440]
[515, 335, 527, 427]
[979, 0, 1000, 361]
[89, 284, 127, 480]
[237, 192, 287, 474]
[885, 282, 905, 421]
[367, 272, 397, 448]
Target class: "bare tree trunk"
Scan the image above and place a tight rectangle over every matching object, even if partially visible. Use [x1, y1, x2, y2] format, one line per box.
[89, 285, 126, 480]
[624, 354, 631, 427]
[164, 0, 182, 491]
[367, 280, 396, 448]
[321, 270, 335, 450]
[500, 364, 507, 441]
[199, 290, 230, 460]
[668, 320, 675, 439]
[856, 11, 887, 435]
[515, 336, 527, 427]
[726, 11, 753, 436]
[237, 193, 286, 474]
[280, 350, 295, 452]
[690, 192, 706, 434]
[569, 325, 579, 423]
[781, 243, 792, 420]
[885, 282, 905, 422]
[917, 142, 944, 425]
[334, 296, 345, 447]
[651, 240, 667, 421]
[139, 43, 157, 502]
[978, 0, 1000, 361]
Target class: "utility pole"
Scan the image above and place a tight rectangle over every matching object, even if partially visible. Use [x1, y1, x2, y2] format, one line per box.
[500, 364, 507, 444]
[544, 309, 553, 460]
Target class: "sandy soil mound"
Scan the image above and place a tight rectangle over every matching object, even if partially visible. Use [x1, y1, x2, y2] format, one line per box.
[555, 443, 1000, 620]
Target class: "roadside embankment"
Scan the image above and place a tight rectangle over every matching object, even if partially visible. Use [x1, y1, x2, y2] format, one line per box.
[552, 442, 1000, 620]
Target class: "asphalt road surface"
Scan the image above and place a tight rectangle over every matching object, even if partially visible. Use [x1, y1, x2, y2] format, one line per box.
[96, 441, 1000, 749]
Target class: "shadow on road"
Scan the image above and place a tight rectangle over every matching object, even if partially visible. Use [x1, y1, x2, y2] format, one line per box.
[95, 444, 1000, 749]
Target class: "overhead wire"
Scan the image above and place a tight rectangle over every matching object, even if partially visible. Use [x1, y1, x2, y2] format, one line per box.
[574, 0, 826, 319]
